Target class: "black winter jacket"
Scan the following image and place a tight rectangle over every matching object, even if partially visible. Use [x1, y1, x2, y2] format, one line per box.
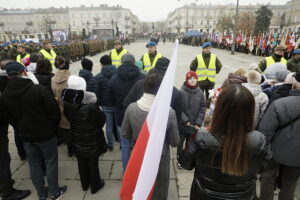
[79, 69, 97, 93]
[62, 89, 107, 158]
[179, 130, 273, 200]
[1, 77, 60, 142]
[95, 65, 117, 107]
[34, 73, 54, 95]
[268, 84, 292, 104]
[109, 64, 146, 126]
[123, 78, 183, 121]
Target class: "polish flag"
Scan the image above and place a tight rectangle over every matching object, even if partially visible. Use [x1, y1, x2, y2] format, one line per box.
[120, 40, 179, 200]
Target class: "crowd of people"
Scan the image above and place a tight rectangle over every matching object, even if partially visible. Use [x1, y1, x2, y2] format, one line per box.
[0, 38, 300, 200]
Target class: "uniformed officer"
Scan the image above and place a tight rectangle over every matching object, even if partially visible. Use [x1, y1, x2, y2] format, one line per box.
[140, 42, 162, 73]
[190, 42, 223, 99]
[16, 45, 30, 65]
[259, 45, 287, 73]
[110, 40, 128, 67]
[39, 40, 57, 68]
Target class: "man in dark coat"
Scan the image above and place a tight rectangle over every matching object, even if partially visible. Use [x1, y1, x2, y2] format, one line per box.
[95, 55, 118, 151]
[123, 57, 183, 121]
[1, 62, 67, 200]
[258, 72, 300, 200]
[109, 53, 145, 170]
[287, 48, 300, 72]
[79, 58, 97, 93]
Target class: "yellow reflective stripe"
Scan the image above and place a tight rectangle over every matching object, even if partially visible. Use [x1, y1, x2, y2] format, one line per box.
[266, 57, 287, 68]
[40, 49, 57, 67]
[143, 53, 162, 72]
[111, 49, 128, 67]
[196, 54, 217, 82]
[16, 54, 30, 65]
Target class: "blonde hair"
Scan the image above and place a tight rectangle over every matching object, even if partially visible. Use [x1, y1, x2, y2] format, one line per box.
[249, 63, 262, 73]
[234, 68, 247, 76]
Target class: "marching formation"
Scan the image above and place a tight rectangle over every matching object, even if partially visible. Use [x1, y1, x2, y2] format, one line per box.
[0, 39, 300, 200]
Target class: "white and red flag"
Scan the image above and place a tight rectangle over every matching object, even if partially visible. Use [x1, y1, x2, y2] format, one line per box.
[120, 40, 179, 200]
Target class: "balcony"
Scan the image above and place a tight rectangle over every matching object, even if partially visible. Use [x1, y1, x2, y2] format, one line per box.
[5, 31, 12, 34]
[94, 17, 100, 21]
[26, 22, 33, 26]
[21, 30, 30, 34]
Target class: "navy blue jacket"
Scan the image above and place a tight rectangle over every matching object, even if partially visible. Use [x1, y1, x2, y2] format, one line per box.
[109, 64, 146, 126]
[79, 69, 97, 93]
[95, 65, 117, 107]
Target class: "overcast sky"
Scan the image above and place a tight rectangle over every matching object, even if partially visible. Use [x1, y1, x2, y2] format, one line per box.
[1, 0, 289, 21]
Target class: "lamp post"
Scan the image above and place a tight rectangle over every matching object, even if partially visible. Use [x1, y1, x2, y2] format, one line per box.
[231, 0, 240, 55]
[178, 0, 198, 33]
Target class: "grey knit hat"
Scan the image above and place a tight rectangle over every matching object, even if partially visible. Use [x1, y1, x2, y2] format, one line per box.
[121, 53, 135, 65]
[275, 69, 291, 83]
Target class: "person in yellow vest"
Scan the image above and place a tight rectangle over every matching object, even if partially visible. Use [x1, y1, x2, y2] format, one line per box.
[16, 45, 30, 65]
[110, 40, 128, 67]
[190, 42, 222, 99]
[140, 42, 162, 73]
[39, 40, 57, 68]
[259, 45, 287, 73]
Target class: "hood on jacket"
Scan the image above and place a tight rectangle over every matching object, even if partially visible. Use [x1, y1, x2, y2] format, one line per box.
[79, 69, 94, 81]
[53, 70, 71, 84]
[4, 77, 33, 99]
[228, 73, 247, 84]
[34, 73, 54, 85]
[242, 83, 262, 97]
[62, 88, 97, 105]
[117, 64, 140, 81]
[101, 65, 117, 78]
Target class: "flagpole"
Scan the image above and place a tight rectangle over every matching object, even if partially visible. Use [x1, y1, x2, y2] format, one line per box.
[231, 0, 240, 55]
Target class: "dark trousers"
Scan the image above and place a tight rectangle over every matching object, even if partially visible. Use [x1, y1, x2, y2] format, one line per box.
[260, 165, 300, 200]
[77, 156, 102, 194]
[23, 136, 59, 198]
[199, 84, 214, 100]
[12, 125, 26, 159]
[58, 128, 73, 154]
[0, 123, 13, 197]
[177, 133, 191, 158]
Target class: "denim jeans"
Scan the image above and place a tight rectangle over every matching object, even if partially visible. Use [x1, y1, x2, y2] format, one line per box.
[119, 126, 131, 171]
[102, 106, 119, 148]
[23, 136, 59, 198]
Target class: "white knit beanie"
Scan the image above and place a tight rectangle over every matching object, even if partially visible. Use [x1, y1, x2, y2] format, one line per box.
[67, 75, 87, 91]
[247, 70, 262, 85]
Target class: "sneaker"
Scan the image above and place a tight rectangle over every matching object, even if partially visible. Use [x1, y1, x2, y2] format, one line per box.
[51, 186, 68, 200]
[177, 161, 183, 169]
[39, 195, 48, 200]
[2, 189, 31, 200]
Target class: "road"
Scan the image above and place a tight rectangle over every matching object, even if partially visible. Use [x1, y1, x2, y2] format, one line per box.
[8, 42, 299, 200]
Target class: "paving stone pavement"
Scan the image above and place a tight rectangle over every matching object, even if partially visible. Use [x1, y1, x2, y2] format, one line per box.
[6, 42, 300, 200]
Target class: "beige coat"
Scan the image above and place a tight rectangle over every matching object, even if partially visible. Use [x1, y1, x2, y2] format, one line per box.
[51, 70, 71, 129]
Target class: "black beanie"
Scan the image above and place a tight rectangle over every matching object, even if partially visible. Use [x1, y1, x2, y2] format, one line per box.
[100, 55, 112, 66]
[154, 57, 170, 72]
[81, 58, 93, 71]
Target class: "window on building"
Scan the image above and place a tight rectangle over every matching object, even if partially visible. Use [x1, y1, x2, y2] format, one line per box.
[207, 20, 210, 25]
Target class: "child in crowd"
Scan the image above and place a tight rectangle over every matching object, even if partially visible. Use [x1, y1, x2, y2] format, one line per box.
[62, 75, 107, 194]
[177, 71, 206, 169]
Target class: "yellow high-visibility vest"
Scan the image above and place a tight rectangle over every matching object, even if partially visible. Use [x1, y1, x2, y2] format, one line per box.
[111, 49, 128, 67]
[143, 53, 162, 72]
[196, 54, 217, 82]
[265, 56, 287, 68]
[16, 54, 30, 65]
[39, 49, 57, 68]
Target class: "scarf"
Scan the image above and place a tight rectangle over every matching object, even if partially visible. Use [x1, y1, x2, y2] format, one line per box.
[137, 93, 156, 112]
[184, 81, 198, 89]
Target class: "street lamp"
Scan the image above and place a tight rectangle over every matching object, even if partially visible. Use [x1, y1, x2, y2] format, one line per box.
[178, 0, 198, 33]
[231, 0, 240, 55]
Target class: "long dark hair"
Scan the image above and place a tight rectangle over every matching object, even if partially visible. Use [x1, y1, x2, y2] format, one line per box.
[210, 84, 255, 176]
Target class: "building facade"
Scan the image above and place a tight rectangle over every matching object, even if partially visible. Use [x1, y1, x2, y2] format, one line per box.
[284, 0, 300, 33]
[165, 3, 286, 34]
[0, 5, 141, 42]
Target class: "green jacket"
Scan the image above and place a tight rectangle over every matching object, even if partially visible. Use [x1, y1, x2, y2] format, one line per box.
[287, 57, 300, 72]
